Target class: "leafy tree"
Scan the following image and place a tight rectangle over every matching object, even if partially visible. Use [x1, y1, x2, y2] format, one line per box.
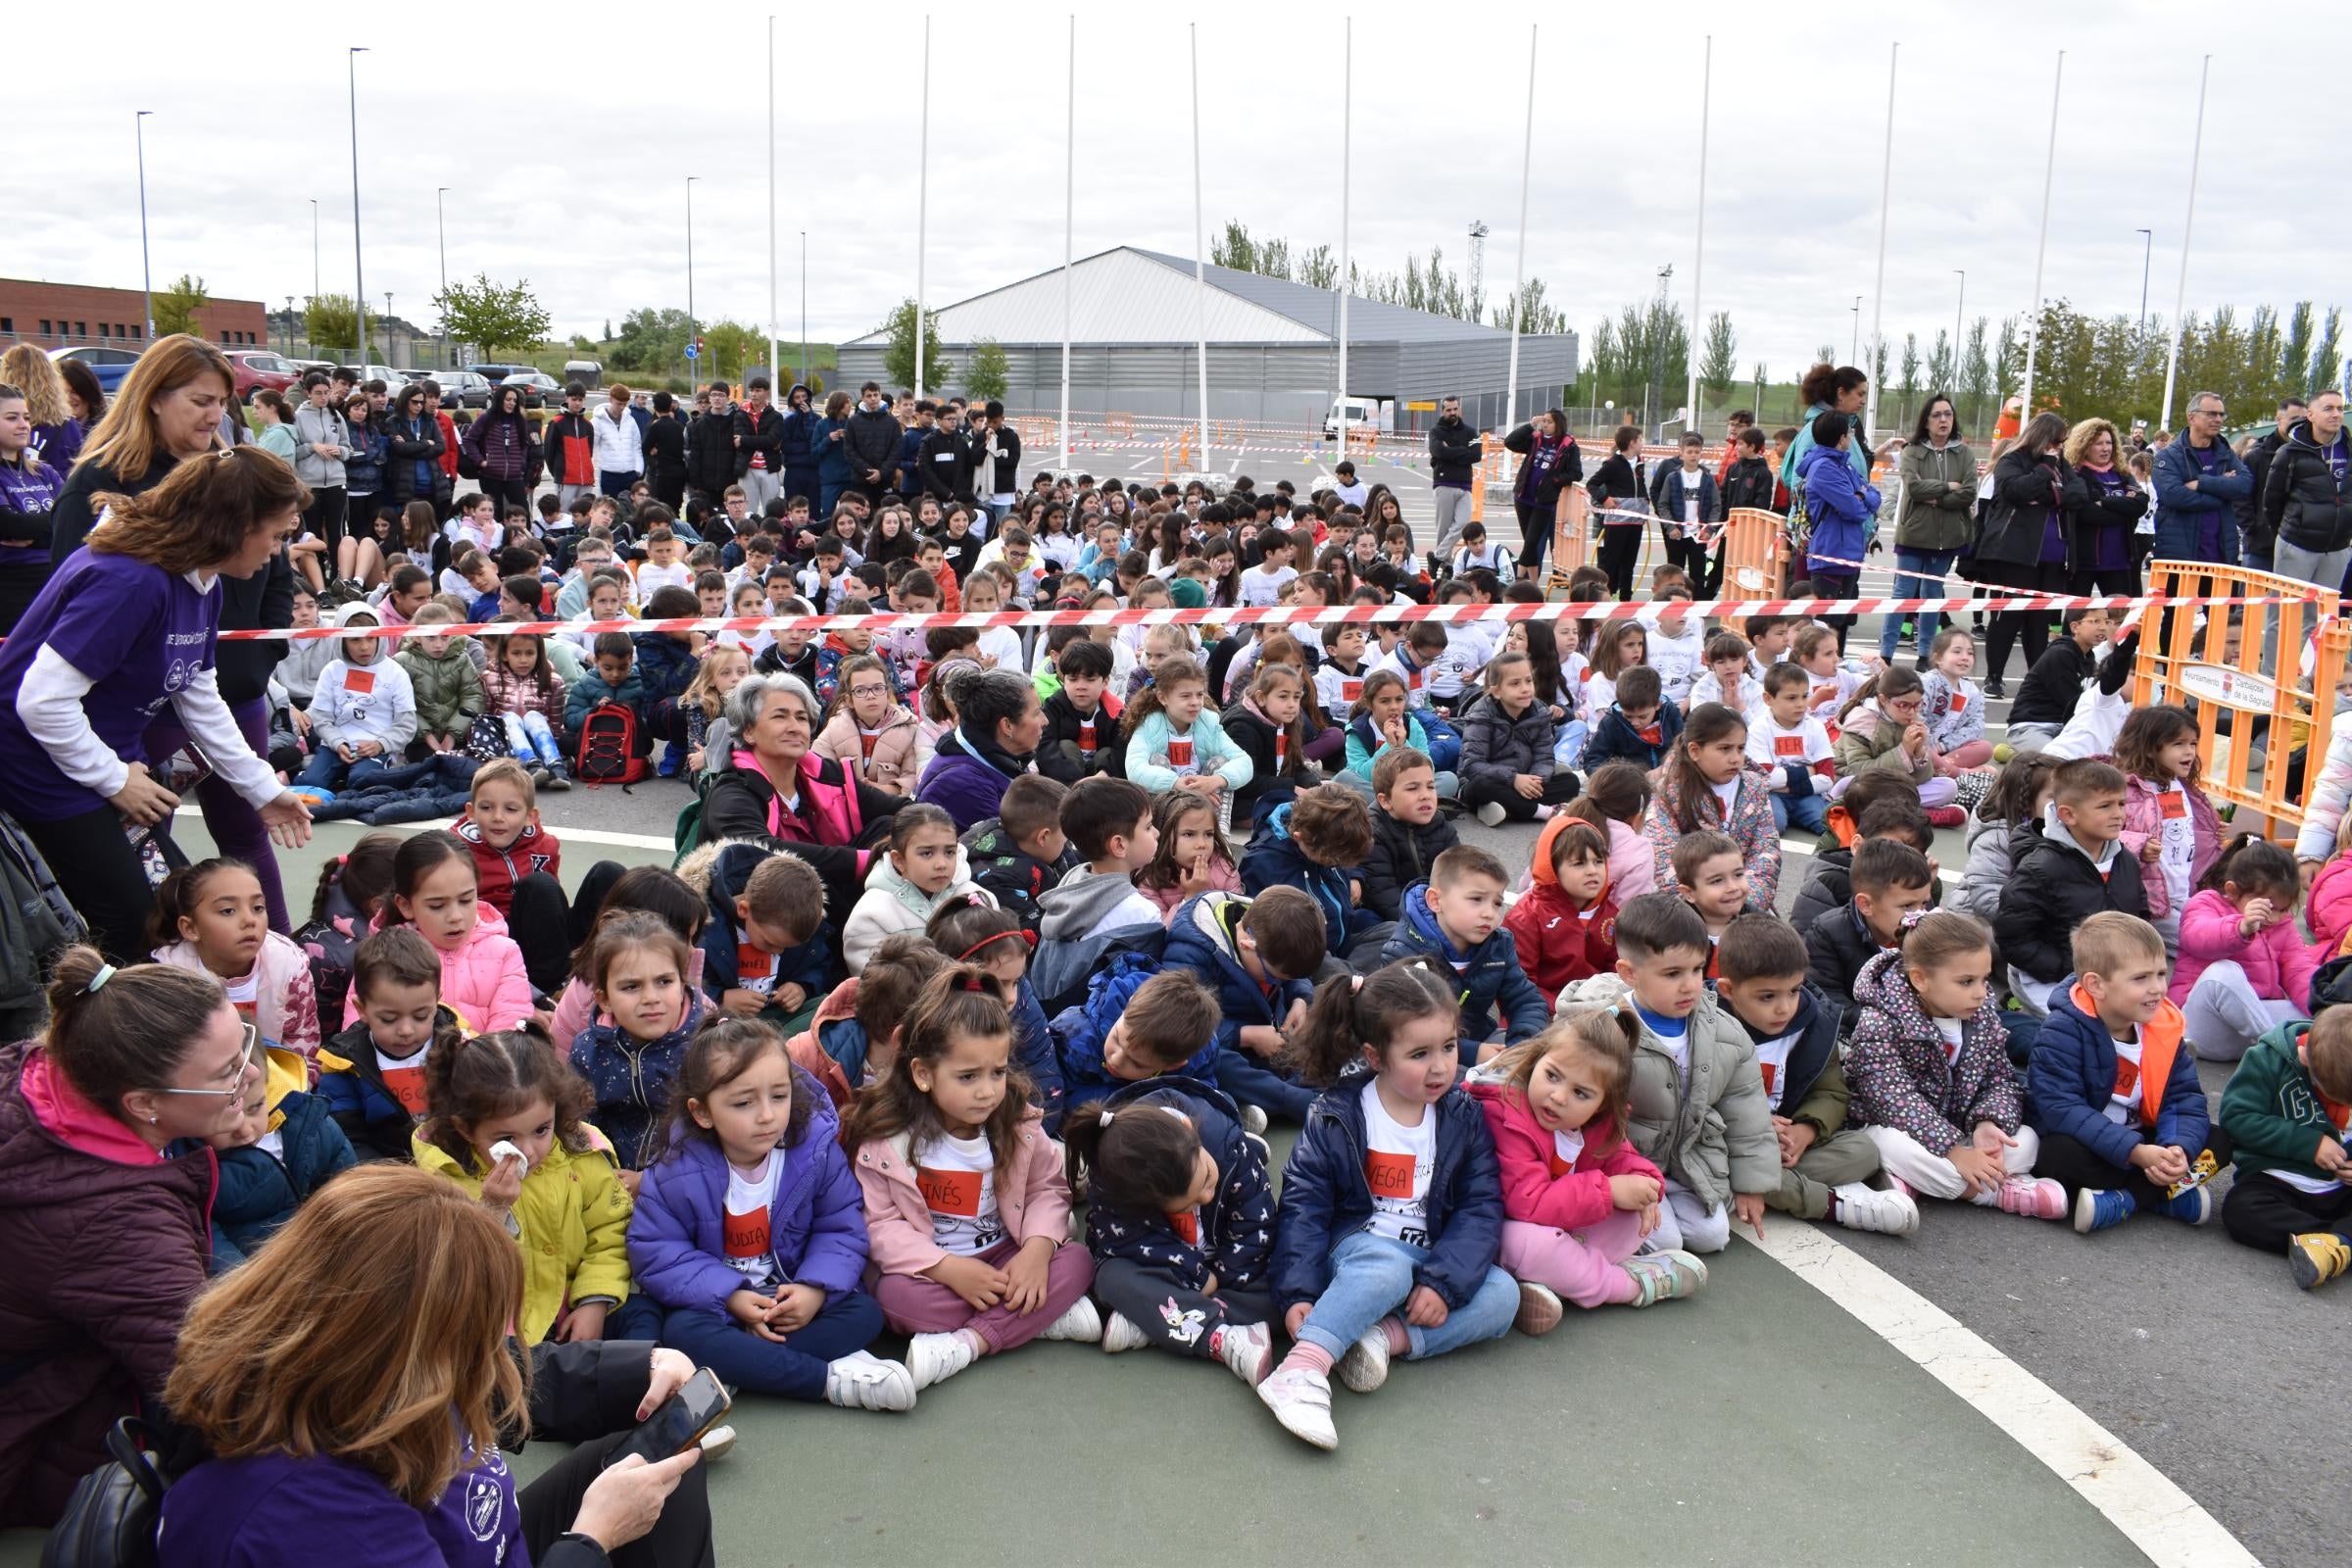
[153, 274, 209, 338]
[964, 339, 1010, 403]
[1211, 220, 1262, 274]
[609, 308, 692, 372]
[1698, 312, 1738, 402]
[1960, 317, 1993, 430]
[1296, 245, 1338, 290]
[1585, 319, 1621, 408]
[432, 274, 551, 359]
[879, 299, 952, 393]
[306, 293, 359, 359]
[2278, 302, 2316, 407]
[1897, 331, 1921, 425]
[1995, 316, 2027, 406]
[1926, 329, 1955, 398]
[1815, 344, 1836, 368]
[701, 320, 760, 382]
[1870, 337, 1889, 401]
[2310, 308, 2342, 399]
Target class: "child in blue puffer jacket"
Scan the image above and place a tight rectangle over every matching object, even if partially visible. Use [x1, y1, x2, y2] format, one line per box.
[568, 912, 709, 1174]
[1160, 889, 1325, 1126]
[185, 1041, 357, 1272]
[1380, 847, 1552, 1062]
[626, 1016, 916, 1411]
[1238, 786, 1383, 963]
[1258, 960, 1518, 1452]
[1052, 956, 1223, 1125]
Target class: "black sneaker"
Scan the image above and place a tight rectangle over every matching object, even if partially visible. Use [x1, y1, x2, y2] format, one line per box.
[1984, 678, 2006, 700]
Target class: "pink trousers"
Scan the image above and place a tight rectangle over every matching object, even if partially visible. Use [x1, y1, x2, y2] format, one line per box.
[872, 1238, 1097, 1352]
[1497, 1211, 1645, 1308]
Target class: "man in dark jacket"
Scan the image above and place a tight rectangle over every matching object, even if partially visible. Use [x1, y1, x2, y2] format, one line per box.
[844, 382, 902, 506]
[2150, 390, 2251, 564]
[979, 400, 1022, 523]
[2263, 390, 2352, 601]
[918, 402, 976, 506]
[894, 400, 934, 500]
[778, 382, 821, 509]
[684, 378, 738, 513]
[732, 378, 787, 514]
[2236, 396, 2306, 572]
[644, 392, 689, 511]
[1427, 396, 1483, 559]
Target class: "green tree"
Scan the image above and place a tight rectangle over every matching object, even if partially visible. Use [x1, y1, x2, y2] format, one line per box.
[432, 273, 551, 359]
[1698, 311, 1738, 402]
[306, 293, 359, 358]
[153, 274, 210, 338]
[1896, 331, 1921, 426]
[879, 299, 952, 393]
[2309, 308, 2342, 399]
[964, 339, 1010, 403]
[1960, 317, 1993, 430]
[701, 320, 760, 382]
[608, 308, 692, 373]
[1995, 317, 2026, 405]
[1297, 245, 1338, 290]
[2278, 302, 2316, 407]
[1926, 328, 1954, 397]
[1211, 220, 1261, 274]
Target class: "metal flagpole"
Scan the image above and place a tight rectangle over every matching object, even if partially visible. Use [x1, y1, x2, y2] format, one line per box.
[1190, 22, 1208, 465]
[349, 48, 368, 366]
[915, 15, 930, 401]
[135, 113, 154, 340]
[2018, 50, 2063, 422]
[1337, 17, 1350, 453]
[2158, 55, 2212, 432]
[1864, 41, 1896, 442]
[1502, 24, 1536, 436]
[1059, 13, 1074, 471]
[1685, 35, 1710, 435]
[767, 15, 779, 386]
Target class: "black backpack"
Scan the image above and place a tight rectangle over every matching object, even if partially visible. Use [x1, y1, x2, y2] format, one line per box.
[40, 1418, 180, 1568]
[2312, 952, 2352, 1016]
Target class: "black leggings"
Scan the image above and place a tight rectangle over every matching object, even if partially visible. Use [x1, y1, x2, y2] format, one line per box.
[1464, 769, 1582, 821]
[1514, 501, 1549, 576]
[515, 1427, 715, 1568]
[1984, 563, 2067, 684]
[509, 859, 628, 997]
[303, 485, 348, 565]
[2033, 1128, 2232, 1210]
[482, 477, 533, 516]
[1596, 516, 1642, 601]
[18, 805, 158, 964]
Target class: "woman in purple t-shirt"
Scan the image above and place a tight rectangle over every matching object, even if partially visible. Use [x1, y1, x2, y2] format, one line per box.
[0, 448, 315, 960]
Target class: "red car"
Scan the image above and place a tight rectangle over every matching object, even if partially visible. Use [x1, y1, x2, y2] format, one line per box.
[224, 349, 302, 404]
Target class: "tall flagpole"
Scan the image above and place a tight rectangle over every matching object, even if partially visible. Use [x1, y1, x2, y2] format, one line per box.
[1685, 34, 1711, 435]
[766, 15, 779, 385]
[914, 15, 930, 400]
[1337, 17, 1350, 449]
[1190, 22, 1208, 463]
[1059, 13, 1074, 471]
[2019, 50, 2064, 422]
[2158, 55, 2212, 432]
[1864, 41, 1896, 441]
[1502, 24, 1536, 436]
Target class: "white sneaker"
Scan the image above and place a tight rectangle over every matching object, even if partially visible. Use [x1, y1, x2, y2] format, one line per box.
[1101, 1311, 1152, 1353]
[822, 1350, 916, 1412]
[1832, 1182, 1921, 1237]
[1476, 800, 1508, 827]
[1514, 1281, 1565, 1336]
[1240, 1103, 1270, 1135]
[906, 1331, 977, 1390]
[1256, 1365, 1338, 1449]
[1215, 1320, 1274, 1385]
[1336, 1327, 1392, 1393]
[1041, 1297, 1102, 1343]
[1243, 1130, 1272, 1164]
[696, 1423, 737, 1461]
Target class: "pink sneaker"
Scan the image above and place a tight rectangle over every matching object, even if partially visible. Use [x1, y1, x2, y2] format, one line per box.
[1996, 1176, 2066, 1220]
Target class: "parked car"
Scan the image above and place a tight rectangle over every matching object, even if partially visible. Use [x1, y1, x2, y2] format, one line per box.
[431, 369, 494, 408]
[499, 369, 564, 409]
[223, 349, 301, 403]
[48, 344, 142, 393]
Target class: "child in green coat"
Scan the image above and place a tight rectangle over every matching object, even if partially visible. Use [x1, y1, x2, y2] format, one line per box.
[394, 602, 486, 758]
[2220, 1010, 2352, 1290]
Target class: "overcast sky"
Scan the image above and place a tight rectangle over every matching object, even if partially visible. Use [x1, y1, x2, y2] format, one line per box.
[19, 1, 2351, 378]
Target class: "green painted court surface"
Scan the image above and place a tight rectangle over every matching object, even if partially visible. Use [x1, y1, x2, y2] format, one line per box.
[0, 817, 2163, 1568]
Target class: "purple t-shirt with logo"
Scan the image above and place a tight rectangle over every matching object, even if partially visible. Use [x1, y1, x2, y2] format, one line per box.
[156, 1441, 521, 1568]
[0, 549, 219, 821]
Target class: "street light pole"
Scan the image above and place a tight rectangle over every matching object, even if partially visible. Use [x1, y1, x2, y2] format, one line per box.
[283, 296, 294, 356]
[437, 187, 450, 368]
[348, 47, 368, 368]
[685, 177, 700, 388]
[799, 230, 808, 405]
[135, 112, 154, 341]
[310, 198, 320, 319]
[1850, 296, 1861, 364]
[2134, 227, 2152, 338]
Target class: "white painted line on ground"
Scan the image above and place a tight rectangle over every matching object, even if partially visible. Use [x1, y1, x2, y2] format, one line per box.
[176, 807, 679, 856]
[1778, 834, 1963, 888]
[1741, 1223, 2256, 1568]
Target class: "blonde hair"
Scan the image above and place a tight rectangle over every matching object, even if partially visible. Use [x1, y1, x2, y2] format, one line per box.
[0, 344, 72, 428]
[686, 644, 752, 718]
[163, 1164, 526, 1508]
[2062, 416, 2128, 469]
[468, 757, 537, 812]
[78, 333, 236, 478]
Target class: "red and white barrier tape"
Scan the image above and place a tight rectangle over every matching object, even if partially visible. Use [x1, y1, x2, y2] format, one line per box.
[213, 591, 2303, 645]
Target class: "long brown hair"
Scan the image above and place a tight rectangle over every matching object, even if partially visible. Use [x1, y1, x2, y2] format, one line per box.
[77, 332, 235, 478]
[1662, 702, 1748, 835]
[86, 446, 309, 574]
[163, 1163, 526, 1509]
[840, 964, 1031, 1178]
[1485, 1005, 1638, 1157]
[0, 344, 72, 428]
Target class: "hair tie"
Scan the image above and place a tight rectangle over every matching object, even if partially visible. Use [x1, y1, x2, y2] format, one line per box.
[1349, 974, 1364, 993]
[1899, 908, 1930, 931]
[86, 963, 115, 994]
[955, 974, 990, 994]
[1100, 1108, 1115, 1128]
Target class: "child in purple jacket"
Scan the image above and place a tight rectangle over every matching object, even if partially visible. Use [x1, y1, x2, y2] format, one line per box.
[625, 1017, 916, 1411]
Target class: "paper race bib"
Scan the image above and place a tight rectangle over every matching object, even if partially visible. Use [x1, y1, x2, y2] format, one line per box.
[2158, 791, 2187, 820]
[1773, 734, 1804, 759]
[724, 1204, 771, 1263]
[1166, 736, 1195, 768]
[1076, 719, 1098, 754]
[347, 668, 375, 695]
[918, 1166, 984, 1215]
[381, 1063, 428, 1114]
[1364, 1149, 1417, 1200]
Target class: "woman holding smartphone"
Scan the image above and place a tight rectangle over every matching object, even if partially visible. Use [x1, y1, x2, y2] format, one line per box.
[156, 1163, 714, 1568]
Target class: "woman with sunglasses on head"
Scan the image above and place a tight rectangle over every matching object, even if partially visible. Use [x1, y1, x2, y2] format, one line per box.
[0, 948, 263, 1528]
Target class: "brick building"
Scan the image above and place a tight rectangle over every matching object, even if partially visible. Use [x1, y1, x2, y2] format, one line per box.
[0, 279, 270, 351]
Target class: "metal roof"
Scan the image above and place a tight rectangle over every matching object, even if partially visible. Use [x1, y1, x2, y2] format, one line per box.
[846, 246, 1546, 349]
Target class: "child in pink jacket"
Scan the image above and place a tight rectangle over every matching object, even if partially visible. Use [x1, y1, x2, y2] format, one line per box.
[2307, 812, 2352, 956]
[2174, 838, 2322, 1063]
[1573, 760, 1656, 905]
[2112, 706, 2223, 950]
[845, 965, 1099, 1392]
[377, 831, 535, 1033]
[1466, 1006, 1707, 1328]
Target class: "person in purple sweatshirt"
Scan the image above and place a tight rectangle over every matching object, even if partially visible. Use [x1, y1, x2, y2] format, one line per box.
[0, 380, 65, 634]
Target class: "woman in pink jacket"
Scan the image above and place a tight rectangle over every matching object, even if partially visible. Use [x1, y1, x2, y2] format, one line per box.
[1466, 1008, 1707, 1330]
[2173, 838, 2322, 1063]
[843, 965, 1098, 1393]
[376, 830, 535, 1034]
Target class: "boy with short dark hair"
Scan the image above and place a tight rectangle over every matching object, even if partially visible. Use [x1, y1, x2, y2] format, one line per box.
[1039, 638, 1123, 784]
[1583, 664, 1682, 771]
[563, 630, 643, 757]
[1670, 830, 1747, 968]
[697, 844, 832, 1031]
[2220, 1006, 2352, 1289]
[1161, 885, 1328, 1127]
[1239, 782, 1380, 960]
[2006, 607, 2116, 752]
[317, 928, 457, 1163]
[1715, 914, 1914, 1235]
[961, 772, 1077, 924]
[1807, 838, 1937, 1019]
[1034, 776, 1164, 1007]
[1788, 797, 1936, 934]
[1996, 758, 2147, 1014]
[1381, 845, 1550, 1060]
[2028, 911, 2227, 1233]
[1359, 747, 1459, 922]
[1054, 966, 1226, 1114]
[1748, 661, 1837, 835]
[788, 933, 948, 1111]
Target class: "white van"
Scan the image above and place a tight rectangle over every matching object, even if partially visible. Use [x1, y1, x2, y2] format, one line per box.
[1321, 397, 1393, 439]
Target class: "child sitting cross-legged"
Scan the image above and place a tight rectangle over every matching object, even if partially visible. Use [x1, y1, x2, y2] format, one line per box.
[1715, 914, 1917, 1236]
[296, 604, 417, 794]
[1160, 886, 1327, 1129]
[1642, 702, 1782, 911]
[1257, 961, 1519, 1451]
[1806, 838, 1939, 1023]
[925, 898, 1061, 1129]
[1671, 830, 1748, 975]
[2027, 911, 2231, 1233]
[1382, 846, 1553, 1064]
[317, 928, 463, 1163]
[1067, 1088, 1279, 1385]
[1467, 1007, 1709, 1331]
[2173, 836, 2324, 1065]
[1359, 747, 1459, 924]
[1846, 910, 2067, 1220]
[1505, 817, 1620, 997]
[1746, 661, 1836, 836]
[2218, 1007, 2352, 1290]
[1996, 758, 2149, 1018]
[1457, 650, 1581, 827]
[789, 933, 948, 1113]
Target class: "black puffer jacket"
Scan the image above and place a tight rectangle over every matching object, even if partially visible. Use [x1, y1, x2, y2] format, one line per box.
[1427, 416, 1483, 488]
[845, 406, 902, 483]
[2263, 417, 2352, 556]
[1975, 445, 2069, 569]
[1359, 802, 1458, 921]
[2237, 425, 2293, 556]
[685, 407, 738, 494]
[1993, 818, 2148, 985]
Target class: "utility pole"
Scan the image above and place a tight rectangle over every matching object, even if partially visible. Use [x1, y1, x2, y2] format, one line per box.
[685, 176, 699, 389]
[349, 47, 369, 368]
[135, 112, 154, 341]
[437, 187, 450, 368]
[1850, 296, 1861, 364]
[2134, 227, 2152, 338]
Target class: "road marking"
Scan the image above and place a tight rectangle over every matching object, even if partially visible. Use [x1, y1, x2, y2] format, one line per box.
[177, 807, 678, 855]
[1778, 834, 1963, 887]
[1741, 1223, 2255, 1568]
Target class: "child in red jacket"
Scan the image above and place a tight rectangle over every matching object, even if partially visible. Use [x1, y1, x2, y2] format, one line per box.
[1467, 1005, 1707, 1332]
[1505, 815, 1619, 999]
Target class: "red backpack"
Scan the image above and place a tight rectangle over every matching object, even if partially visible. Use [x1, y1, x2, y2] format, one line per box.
[575, 703, 648, 786]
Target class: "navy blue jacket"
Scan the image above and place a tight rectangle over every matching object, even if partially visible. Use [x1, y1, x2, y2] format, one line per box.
[1381, 884, 1551, 1046]
[176, 1091, 357, 1271]
[960, 815, 1080, 926]
[1720, 980, 1841, 1117]
[2151, 434, 2253, 564]
[2026, 986, 2210, 1168]
[568, 990, 709, 1170]
[316, 1007, 462, 1163]
[631, 631, 700, 709]
[696, 841, 834, 1004]
[1085, 1076, 1276, 1292]
[1271, 1074, 1504, 1312]
[1238, 801, 1377, 956]
[1160, 893, 1316, 1060]
[1053, 951, 1220, 1127]
[1582, 700, 1684, 772]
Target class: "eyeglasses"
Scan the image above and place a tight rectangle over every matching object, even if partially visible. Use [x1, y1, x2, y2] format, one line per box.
[2191, 406, 2226, 418]
[156, 1022, 260, 1103]
[847, 683, 889, 698]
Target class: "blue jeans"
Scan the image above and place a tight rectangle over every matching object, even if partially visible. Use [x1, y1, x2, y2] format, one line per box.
[1296, 1228, 1518, 1362]
[598, 469, 640, 498]
[1771, 791, 1829, 835]
[293, 747, 392, 793]
[657, 1289, 885, 1401]
[1880, 549, 1959, 661]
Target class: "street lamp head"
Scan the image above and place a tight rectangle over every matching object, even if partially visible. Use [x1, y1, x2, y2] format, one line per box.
[350, 45, 368, 54]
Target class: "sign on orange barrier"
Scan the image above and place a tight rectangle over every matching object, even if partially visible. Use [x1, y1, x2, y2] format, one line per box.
[1719, 508, 1785, 598]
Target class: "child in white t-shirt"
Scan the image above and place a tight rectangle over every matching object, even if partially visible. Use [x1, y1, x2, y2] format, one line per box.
[1240, 529, 1300, 609]
[1642, 591, 1704, 705]
[1745, 664, 1836, 836]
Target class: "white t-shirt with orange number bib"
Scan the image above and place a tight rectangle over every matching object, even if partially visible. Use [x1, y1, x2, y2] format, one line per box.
[2103, 1030, 2144, 1128]
[1360, 1081, 1435, 1249]
[1750, 1027, 1799, 1111]
[722, 1150, 785, 1291]
[916, 1133, 1006, 1255]
[2276, 1098, 2351, 1195]
[2156, 782, 2196, 912]
[1544, 1126, 1587, 1178]
[376, 1047, 430, 1115]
